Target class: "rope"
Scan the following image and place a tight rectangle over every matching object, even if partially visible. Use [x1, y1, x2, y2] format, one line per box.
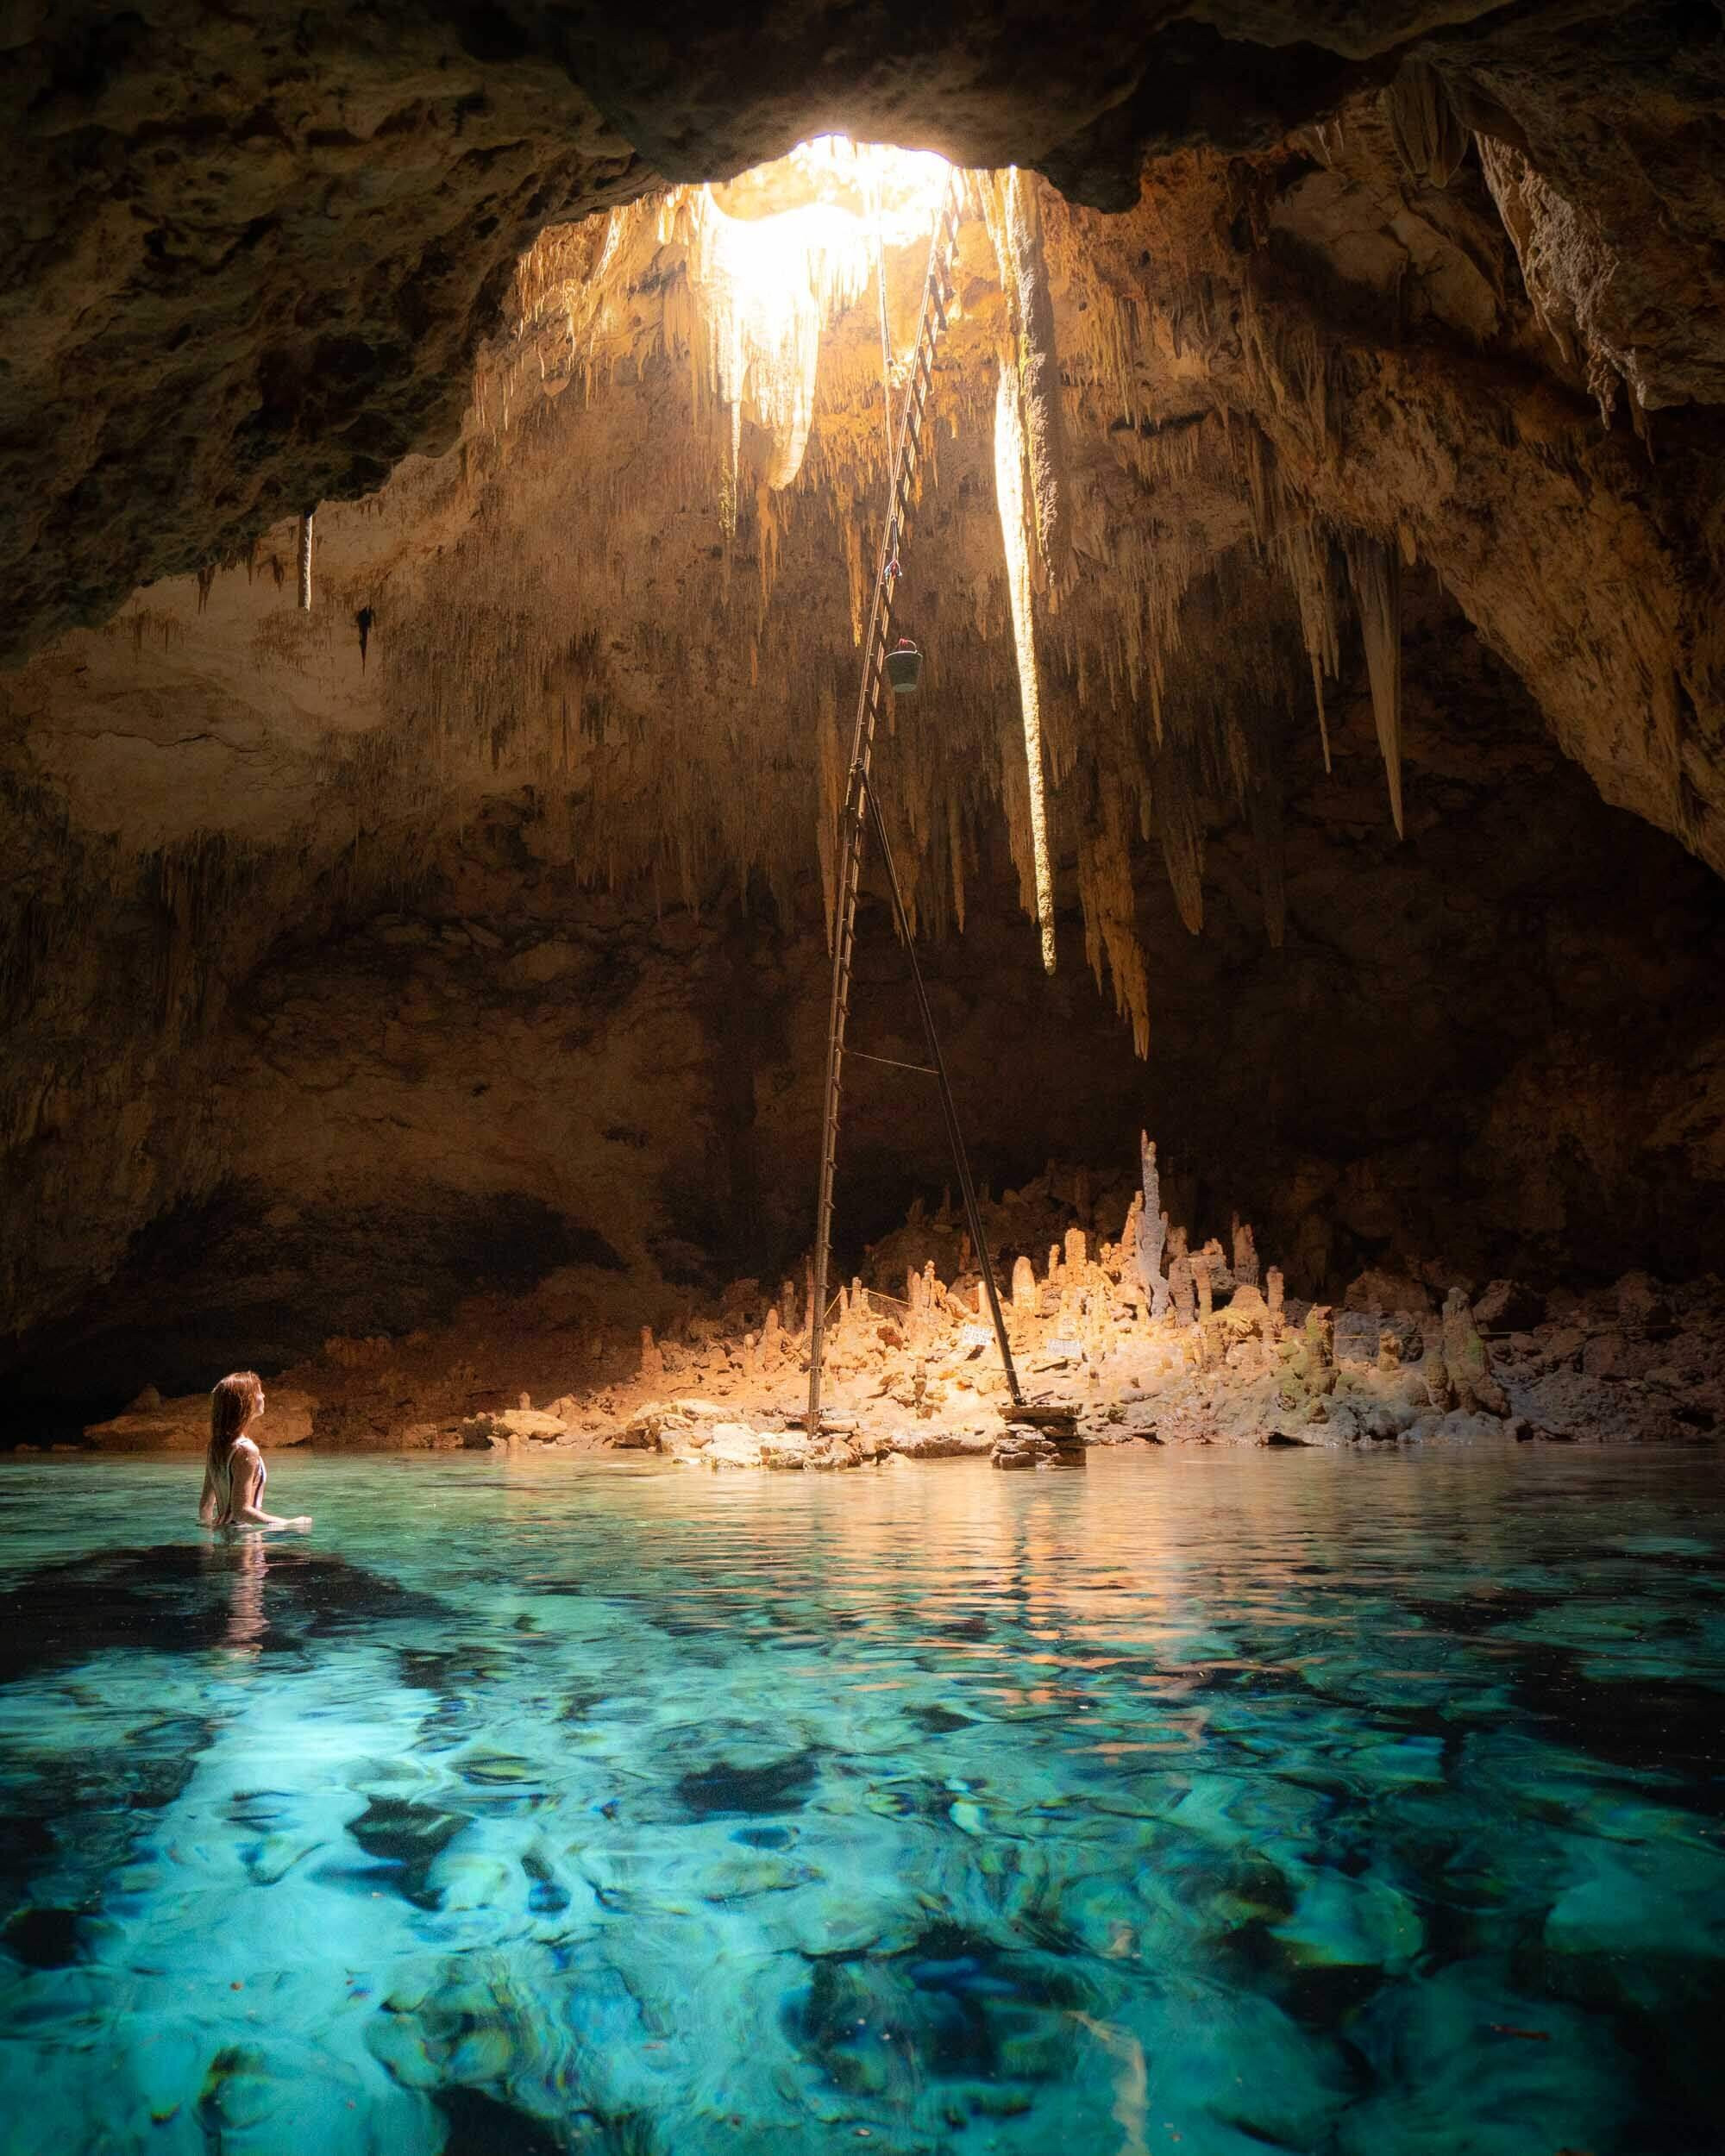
[874, 189, 894, 492]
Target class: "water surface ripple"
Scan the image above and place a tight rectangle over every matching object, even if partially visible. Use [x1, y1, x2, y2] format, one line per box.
[0, 1447, 1721, 2154]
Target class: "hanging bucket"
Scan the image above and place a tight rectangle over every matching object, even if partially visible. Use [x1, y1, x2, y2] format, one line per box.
[886, 638, 922, 695]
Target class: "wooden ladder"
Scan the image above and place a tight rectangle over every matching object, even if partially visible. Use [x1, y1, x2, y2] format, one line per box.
[806, 176, 1024, 1432]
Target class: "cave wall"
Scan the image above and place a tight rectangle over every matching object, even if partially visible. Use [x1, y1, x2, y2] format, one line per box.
[7, 4, 1725, 1403]
[10, 581, 1723, 1412]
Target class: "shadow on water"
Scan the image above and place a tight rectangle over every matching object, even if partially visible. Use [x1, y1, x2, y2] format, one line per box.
[0, 1541, 455, 1686]
[677, 1750, 823, 1819]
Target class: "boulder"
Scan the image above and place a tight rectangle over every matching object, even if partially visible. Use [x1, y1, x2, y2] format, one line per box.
[1342, 1269, 1433, 1316]
[1615, 1271, 1672, 1331]
[85, 1388, 316, 1451]
[1333, 1310, 1383, 1372]
[700, 1424, 769, 1469]
[500, 938, 577, 986]
[499, 1408, 570, 1443]
[890, 1426, 997, 1459]
[459, 1407, 571, 1447]
[1472, 1279, 1546, 1332]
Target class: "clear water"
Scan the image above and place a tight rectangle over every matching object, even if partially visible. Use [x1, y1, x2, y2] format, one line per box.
[0, 1448, 1722, 2156]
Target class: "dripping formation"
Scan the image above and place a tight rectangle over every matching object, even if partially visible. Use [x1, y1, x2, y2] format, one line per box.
[290, 140, 1431, 1049]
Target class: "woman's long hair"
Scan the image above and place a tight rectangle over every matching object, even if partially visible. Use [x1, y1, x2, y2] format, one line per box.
[208, 1371, 264, 1475]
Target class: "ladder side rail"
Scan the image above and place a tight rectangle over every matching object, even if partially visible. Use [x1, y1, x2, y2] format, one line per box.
[807, 173, 960, 1432]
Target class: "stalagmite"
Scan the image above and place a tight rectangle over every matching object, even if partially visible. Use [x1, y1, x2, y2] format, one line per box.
[1047, 1243, 1062, 1287]
[1012, 1255, 1038, 1311]
[1137, 1134, 1170, 1318]
[1064, 1226, 1088, 1273]
[1192, 1252, 1214, 1321]
[1267, 1267, 1285, 1325]
[994, 360, 1057, 973]
[1441, 1288, 1509, 1414]
[1170, 1250, 1195, 1326]
[1345, 533, 1406, 838]
[1232, 1218, 1260, 1291]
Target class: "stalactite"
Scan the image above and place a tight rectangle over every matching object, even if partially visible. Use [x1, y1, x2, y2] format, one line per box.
[994, 360, 1057, 973]
[1383, 59, 1470, 191]
[1151, 742, 1205, 935]
[1345, 532, 1406, 838]
[1075, 777, 1149, 1052]
[1282, 520, 1340, 773]
[982, 168, 1071, 596]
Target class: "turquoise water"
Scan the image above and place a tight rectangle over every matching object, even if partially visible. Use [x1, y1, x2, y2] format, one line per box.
[0, 1448, 1722, 2156]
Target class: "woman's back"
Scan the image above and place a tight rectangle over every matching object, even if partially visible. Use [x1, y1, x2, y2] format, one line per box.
[203, 1434, 267, 1528]
[198, 1370, 305, 1532]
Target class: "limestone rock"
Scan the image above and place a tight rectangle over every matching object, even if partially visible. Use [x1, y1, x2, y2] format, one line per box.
[1473, 1280, 1546, 1332]
[1333, 1310, 1382, 1373]
[1615, 1272, 1672, 1331]
[86, 1388, 315, 1451]
[1343, 1269, 1433, 1317]
[1440, 1288, 1509, 1417]
[496, 1408, 569, 1443]
[890, 1427, 996, 1460]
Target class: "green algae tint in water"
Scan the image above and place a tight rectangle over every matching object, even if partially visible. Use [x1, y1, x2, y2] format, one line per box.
[0, 1449, 1722, 2156]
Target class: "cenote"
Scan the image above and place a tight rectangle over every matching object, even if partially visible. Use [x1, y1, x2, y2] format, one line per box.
[1, 1445, 1722, 2155]
[10, 8, 1725, 2153]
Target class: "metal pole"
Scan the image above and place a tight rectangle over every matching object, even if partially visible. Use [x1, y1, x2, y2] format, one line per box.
[863, 783, 1023, 1408]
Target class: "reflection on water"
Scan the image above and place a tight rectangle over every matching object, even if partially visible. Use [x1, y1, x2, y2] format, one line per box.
[0, 1447, 1721, 2155]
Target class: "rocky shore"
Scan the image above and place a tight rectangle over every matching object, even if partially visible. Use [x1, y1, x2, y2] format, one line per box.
[70, 1147, 1724, 1469]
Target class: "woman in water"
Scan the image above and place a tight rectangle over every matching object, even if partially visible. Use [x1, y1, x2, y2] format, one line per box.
[198, 1370, 311, 1532]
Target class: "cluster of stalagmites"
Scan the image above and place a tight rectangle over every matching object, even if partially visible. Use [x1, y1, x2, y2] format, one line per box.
[80, 1134, 1725, 1464]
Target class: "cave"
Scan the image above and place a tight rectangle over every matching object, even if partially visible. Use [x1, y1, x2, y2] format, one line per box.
[2, 6, 1723, 2151]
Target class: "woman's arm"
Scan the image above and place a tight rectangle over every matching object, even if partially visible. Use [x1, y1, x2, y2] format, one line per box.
[198, 1462, 219, 1527]
[227, 1451, 310, 1532]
